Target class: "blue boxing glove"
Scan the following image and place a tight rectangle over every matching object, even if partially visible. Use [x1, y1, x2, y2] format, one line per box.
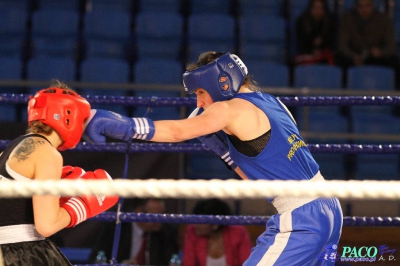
[189, 108, 237, 170]
[83, 109, 155, 143]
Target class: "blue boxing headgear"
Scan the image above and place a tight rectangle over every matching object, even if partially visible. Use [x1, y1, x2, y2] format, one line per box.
[182, 53, 248, 102]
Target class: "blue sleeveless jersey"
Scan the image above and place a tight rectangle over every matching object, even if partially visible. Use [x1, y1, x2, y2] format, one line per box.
[228, 92, 319, 180]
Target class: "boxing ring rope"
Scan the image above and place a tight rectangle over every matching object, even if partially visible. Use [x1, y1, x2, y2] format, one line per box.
[1, 178, 400, 200]
[1, 93, 400, 265]
[1, 93, 400, 106]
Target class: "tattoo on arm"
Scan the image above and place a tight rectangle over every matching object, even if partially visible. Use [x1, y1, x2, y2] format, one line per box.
[13, 138, 47, 162]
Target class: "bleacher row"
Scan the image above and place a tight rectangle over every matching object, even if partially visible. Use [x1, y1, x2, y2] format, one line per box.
[0, 0, 399, 181]
[1, 0, 400, 71]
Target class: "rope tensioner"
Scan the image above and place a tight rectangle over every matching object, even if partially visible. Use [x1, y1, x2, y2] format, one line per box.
[1, 179, 400, 200]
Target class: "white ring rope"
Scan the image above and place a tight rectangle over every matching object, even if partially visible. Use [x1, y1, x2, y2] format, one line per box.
[1, 179, 400, 200]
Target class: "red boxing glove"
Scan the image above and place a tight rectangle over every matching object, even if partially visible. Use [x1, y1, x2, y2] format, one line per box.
[59, 166, 85, 206]
[61, 165, 85, 180]
[61, 169, 119, 228]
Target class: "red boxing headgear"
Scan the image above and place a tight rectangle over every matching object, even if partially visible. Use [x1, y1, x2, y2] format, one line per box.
[27, 87, 91, 151]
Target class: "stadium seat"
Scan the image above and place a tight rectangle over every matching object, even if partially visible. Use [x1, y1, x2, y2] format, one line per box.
[294, 64, 344, 120]
[294, 64, 343, 90]
[138, 0, 182, 13]
[22, 55, 77, 121]
[133, 58, 183, 120]
[313, 153, 348, 180]
[83, 8, 132, 59]
[351, 112, 400, 143]
[239, 0, 283, 16]
[347, 66, 395, 91]
[239, 15, 287, 63]
[36, 0, 82, 10]
[354, 154, 399, 180]
[189, 0, 232, 14]
[134, 11, 184, 61]
[31, 8, 80, 58]
[0, 7, 29, 58]
[86, 0, 132, 11]
[187, 13, 235, 62]
[347, 66, 395, 114]
[0, 0, 30, 10]
[0, 56, 23, 121]
[26, 56, 76, 94]
[80, 57, 130, 115]
[245, 61, 289, 88]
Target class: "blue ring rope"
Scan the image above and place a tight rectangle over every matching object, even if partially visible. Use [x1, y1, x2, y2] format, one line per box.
[1, 94, 400, 106]
[92, 212, 400, 227]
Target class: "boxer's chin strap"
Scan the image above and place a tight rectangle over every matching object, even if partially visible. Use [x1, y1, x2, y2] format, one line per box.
[110, 139, 132, 264]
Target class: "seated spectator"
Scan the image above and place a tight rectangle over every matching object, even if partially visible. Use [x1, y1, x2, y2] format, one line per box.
[182, 198, 252, 266]
[89, 198, 179, 265]
[294, 0, 336, 65]
[336, 0, 400, 87]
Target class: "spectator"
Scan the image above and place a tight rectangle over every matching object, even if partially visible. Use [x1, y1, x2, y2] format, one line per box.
[89, 198, 179, 265]
[336, 0, 400, 87]
[182, 198, 252, 266]
[294, 0, 336, 65]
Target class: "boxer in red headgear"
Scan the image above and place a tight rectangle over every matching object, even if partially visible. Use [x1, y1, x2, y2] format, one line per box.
[0, 81, 118, 266]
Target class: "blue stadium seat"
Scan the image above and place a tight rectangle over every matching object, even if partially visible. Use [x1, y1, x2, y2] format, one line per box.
[347, 66, 395, 114]
[294, 64, 343, 90]
[31, 8, 80, 58]
[354, 154, 399, 180]
[189, 0, 232, 14]
[293, 65, 347, 179]
[245, 61, 289, 88]
[0, 7, 28, 58]
[133, 58, 182, 120]
[27, 56, 76, 94]
[294, 64, 343, 119]
[351, 112, 400, 143]
[313, 153, 347, 180]
[86, 0, 132, 11]
[22, 55, 77, 121]
[36, 0, 82, 10]
[340, 0, 386, 13]
[0, 56, 23, 121]
[187, 13, 235, 61]
[0, 0, 30, 10]
[135, 11, 183, 61]
[347, 66, 395, 91]
[239, 0, 283, 16]
[138, 0, 182, 13]
[80, 57, 130, 115]
[83, 8, 132, 59]
[239, 15, 287, 63]
[59, 247, 92, 264]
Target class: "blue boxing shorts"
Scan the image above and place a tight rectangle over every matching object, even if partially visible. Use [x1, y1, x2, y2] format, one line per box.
[243, 197, 343, 266]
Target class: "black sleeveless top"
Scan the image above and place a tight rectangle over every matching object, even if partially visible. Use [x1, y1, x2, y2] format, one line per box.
[0, 134, 50, 226]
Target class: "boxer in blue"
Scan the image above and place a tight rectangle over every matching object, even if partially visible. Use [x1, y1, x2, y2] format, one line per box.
[83, 51, 343, 265]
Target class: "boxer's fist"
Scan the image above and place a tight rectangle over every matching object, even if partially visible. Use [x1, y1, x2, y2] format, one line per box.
[83, 109, 155, 144]
[60, 166, 86, 206]
[61, 166, 85, 180]
[61, 169, 119, 227]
